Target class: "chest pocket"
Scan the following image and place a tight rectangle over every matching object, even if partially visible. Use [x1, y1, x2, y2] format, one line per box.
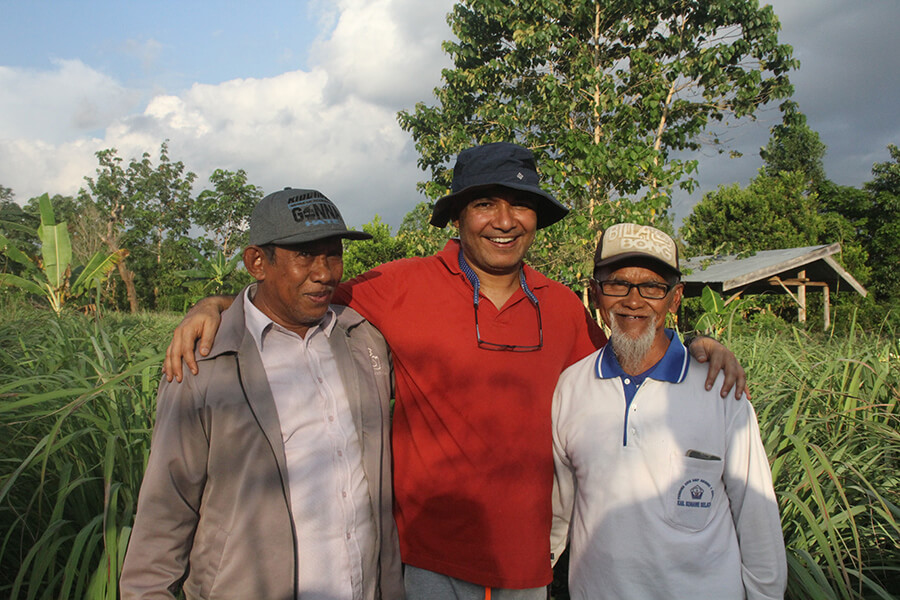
[663, 453, 724, 532]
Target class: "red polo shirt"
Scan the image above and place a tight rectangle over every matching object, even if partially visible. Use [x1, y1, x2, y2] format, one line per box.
[334, 240, 605, 588]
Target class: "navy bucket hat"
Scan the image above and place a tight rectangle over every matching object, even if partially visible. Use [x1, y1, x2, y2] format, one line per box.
[429, 142, 568, 229]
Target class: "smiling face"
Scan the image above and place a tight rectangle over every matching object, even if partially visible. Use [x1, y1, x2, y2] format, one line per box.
[454, 190, 538, 279]
[592, 265, 683, 373]
[244, 237, 344, 338]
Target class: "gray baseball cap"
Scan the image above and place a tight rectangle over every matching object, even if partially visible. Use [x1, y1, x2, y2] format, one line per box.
[249, 187, 372, 246]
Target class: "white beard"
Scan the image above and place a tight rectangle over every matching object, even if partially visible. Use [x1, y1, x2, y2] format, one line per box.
[609, 313, 660, 373]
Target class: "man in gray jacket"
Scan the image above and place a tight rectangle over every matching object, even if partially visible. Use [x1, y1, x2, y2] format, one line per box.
[120, 188, 403, 600]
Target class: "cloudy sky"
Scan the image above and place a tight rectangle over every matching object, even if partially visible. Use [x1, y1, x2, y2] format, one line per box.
[1, 0, 898, 230]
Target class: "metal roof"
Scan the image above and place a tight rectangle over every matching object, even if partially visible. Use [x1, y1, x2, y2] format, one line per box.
[680, 243, 867, 298]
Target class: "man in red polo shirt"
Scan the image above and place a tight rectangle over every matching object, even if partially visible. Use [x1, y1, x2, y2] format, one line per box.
[164, 143, 746, 599]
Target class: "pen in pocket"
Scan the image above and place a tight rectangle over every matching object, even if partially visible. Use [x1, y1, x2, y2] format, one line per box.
[686, 449, 721, 461]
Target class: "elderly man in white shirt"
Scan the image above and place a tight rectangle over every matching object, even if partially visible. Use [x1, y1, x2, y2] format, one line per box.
[552, 223, 786, 600]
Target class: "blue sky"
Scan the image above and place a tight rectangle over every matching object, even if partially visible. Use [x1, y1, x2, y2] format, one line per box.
[1, 0, 898, 229]
[1, 2, 319, 85]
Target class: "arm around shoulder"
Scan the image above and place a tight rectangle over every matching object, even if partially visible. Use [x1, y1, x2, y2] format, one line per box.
[163, 295, 234, 383]
[686, 335, 750, 400]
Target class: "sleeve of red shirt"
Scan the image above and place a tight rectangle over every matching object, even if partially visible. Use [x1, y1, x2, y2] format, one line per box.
[556, 285, 607, 368]
[333, 264, 396, 330]
[568, 305, 607, 368]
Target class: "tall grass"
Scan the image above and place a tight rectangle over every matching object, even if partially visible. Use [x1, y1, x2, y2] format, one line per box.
[0, 306, 179, 599]
[732, 325, 899, 599]
[0, 302, 897, 599]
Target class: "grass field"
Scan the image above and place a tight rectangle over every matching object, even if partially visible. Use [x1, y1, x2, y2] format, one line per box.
[1, 303, 897, 599]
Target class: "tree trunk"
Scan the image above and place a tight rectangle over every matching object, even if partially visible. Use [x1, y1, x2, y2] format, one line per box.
[102, 215, 140, 313]
[115, 257, 140, 313]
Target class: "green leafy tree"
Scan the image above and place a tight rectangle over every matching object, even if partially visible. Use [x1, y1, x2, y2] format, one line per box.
[125, 142, 196, 308]
[396, 201, 454, 259]
[398, 0, 797, 251]
[681, 171, 824, 256]
[80, 143, 196, 311]
[343, 215, 416, 279]
[193, 168, 263, 256]
[0, 188, 40, 277]
[857, 145, 900, 300]
[760, 104, 827, 188]
[79, 149, 142, 312]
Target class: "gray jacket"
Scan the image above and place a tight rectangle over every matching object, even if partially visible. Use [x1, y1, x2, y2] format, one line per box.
[120, 288, 403, 599]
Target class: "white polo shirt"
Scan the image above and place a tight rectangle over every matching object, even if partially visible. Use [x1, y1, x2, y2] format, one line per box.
[245, 288, 374, 600]
[552, 331, 786, 600]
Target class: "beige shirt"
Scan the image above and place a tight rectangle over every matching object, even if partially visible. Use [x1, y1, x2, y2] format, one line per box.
[245, 288, 374, 600]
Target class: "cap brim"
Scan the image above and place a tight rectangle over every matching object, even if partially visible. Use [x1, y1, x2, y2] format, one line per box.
[264, 230, 373, 245]
[594, 253, 681, 277]
[430, 182, 568, 229]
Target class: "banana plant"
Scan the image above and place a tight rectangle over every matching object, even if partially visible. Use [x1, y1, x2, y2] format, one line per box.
[693, 286, 754, 337]
[0, 194, 123, 314]
[174, 246, 245, 298]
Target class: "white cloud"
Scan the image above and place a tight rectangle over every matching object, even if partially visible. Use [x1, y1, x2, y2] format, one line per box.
[0, 0, 455, 225]
[312, 0, 454, 107]
[0, 59, 140, 142]
[4, 0, 894, 229]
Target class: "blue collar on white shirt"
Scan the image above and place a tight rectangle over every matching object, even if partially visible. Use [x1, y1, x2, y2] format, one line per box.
[243, 285, 337, 352]
[594, 328, 690, 384]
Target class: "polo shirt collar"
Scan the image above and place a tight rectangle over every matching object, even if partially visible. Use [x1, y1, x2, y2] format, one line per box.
[243, 285, 337, 352]
[595, 328, 690, 383]
[436, 238, 551, 295]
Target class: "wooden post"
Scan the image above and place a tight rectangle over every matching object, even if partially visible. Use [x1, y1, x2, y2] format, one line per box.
[823, 283, 831, 331]
[798, 270, 807, 323]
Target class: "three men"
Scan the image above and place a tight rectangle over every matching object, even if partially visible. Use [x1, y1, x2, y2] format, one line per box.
[552, 224, 786, 599]
[120, 189, 403, 599]
[163, 143, 747, 598]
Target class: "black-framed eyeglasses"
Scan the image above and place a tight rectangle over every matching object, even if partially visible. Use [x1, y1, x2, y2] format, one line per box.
[475, 299, 543, 352]
[593, 278, 673, 299]
[458, 246, 543, 352]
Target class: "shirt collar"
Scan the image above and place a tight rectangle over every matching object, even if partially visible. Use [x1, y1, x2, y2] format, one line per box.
[436, 238, 551, 293]
[595, 328, 690, 383]
[243, 286, 336, 352]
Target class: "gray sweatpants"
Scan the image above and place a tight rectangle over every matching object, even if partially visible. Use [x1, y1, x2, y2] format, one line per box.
[404, 565, 549, 600]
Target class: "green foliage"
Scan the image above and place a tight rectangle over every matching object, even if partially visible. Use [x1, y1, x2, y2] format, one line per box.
[174, 246, 249, 305]
[343, 215, 417, 279]
[79, 142, 197, 312]
[858, 145, 900, 301]
[735, 326, 899, 599]
[396, 202, 454, 258]
[682, 171, 825, 256]
[760, 105, 827, 188]
[0, 299, 897, 598]
[399, 0, 796, 232]
[193, 169, 263, 256]
[0, 194, 122, 314]
[0, 306, 180, 598]
[0, 194, 39, 276]
[691, 286, 758, 337]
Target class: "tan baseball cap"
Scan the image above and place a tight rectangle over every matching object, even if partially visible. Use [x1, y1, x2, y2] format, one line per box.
[593, 223, 680, 276]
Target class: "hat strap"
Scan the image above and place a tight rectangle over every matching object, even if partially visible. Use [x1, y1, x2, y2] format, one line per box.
[457, 246, 538, 307]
